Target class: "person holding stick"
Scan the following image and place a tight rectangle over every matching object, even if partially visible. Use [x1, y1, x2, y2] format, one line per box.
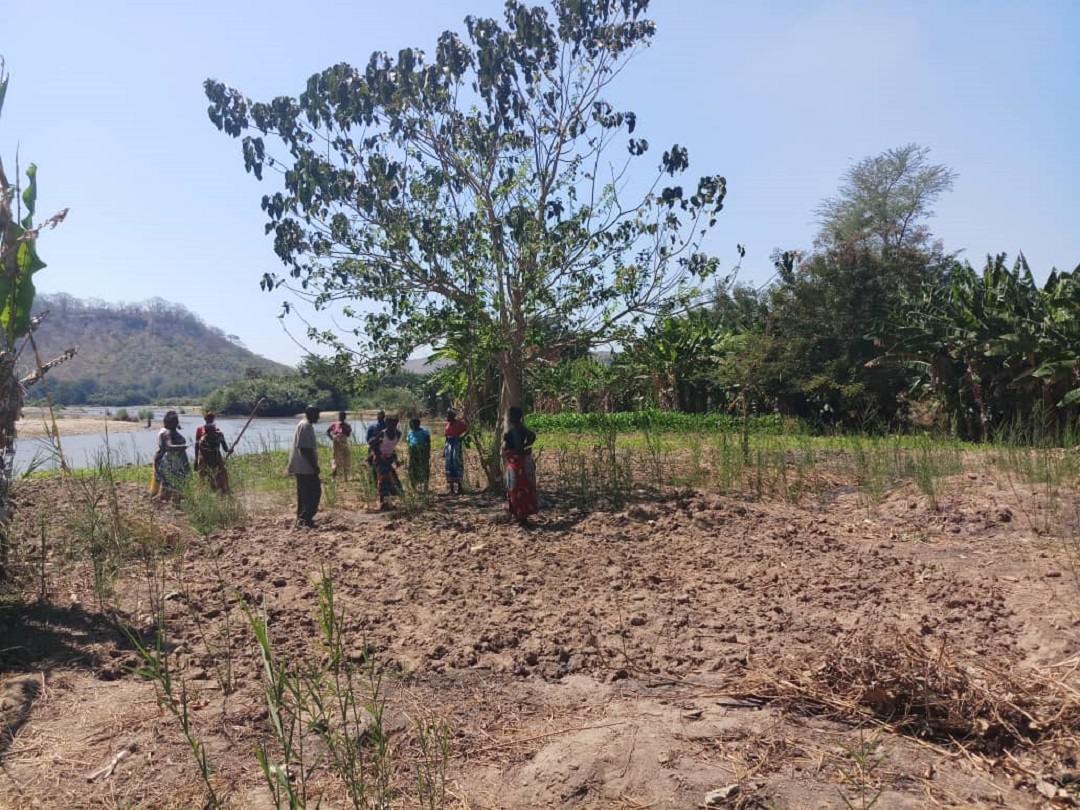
[224, 397, 266, 461]
[194, 411, 233, 494]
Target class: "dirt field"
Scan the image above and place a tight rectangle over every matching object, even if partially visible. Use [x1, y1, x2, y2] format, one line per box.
[1, 454, 1078, 809]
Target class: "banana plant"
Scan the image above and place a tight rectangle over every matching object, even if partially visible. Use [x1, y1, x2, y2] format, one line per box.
[613, 310, 738, 412]
[876, 254, 1079, 440]
[0, 63, 70, 579]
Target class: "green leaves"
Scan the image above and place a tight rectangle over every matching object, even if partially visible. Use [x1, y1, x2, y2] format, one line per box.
[205, 0, 726, 421]
[817, 144, 957, 253]
[1, 160, 49, 343]
[20, 164, 37, 226]
[881, 254, 1080, 438]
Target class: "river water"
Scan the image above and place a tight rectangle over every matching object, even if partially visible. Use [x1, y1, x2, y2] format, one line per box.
[12, 408, 377, 474]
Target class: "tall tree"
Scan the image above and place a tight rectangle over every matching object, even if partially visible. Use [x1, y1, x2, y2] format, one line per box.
[816, 143, 957, 254]
[204, 0, 727, 467]
[760, 145, 957, 428]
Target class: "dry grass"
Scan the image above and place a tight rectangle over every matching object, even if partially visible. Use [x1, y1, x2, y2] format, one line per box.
[737, 625, 1080, 760]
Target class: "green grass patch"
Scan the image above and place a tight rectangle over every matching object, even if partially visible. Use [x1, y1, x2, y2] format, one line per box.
[526, 410, 806, 435]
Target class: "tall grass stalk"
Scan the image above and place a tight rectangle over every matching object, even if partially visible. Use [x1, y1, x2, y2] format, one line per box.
[412, 714, 450, 810]
[591, 422, 625, 506]
[640, 419, 666, 489]
[242, 571, 451, 809]
[244, 596, 311, 809]
[849, 437, 887, 509]
[709, 432, 743, 493]
[308, 571, 394, 808]
[177, 553, 238, 698]
[179, 477, 248, 536]
[64, 447, 144, 607]
[125, 613, 218, 807]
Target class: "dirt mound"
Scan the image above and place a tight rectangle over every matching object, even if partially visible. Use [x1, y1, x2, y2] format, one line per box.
[1, 468, 1078, 808]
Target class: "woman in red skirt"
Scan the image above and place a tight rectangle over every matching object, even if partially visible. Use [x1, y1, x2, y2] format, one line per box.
[502, 406, 538, 523]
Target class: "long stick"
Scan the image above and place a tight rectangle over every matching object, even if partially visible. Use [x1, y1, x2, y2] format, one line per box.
[225, 397, 266, 458]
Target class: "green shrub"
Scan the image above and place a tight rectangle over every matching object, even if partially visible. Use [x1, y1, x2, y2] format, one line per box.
[527, 409, 806, 435]
[354, 385, 424, 416]
[204, 376, 339, 417]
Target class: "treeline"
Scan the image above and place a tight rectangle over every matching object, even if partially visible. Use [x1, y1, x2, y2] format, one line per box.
[316, 251, 1078, 443]
[202, 142, 1078, 442]
[503, 147, 1078, 441]
[523, 252, 1078, 441]
[203, 357, 349, 417]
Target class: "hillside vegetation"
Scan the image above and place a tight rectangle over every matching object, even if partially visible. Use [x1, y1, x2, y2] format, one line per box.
[25, 294, 292, 404]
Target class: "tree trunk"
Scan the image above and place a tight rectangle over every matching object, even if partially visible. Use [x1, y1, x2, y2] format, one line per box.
[0, 351, 23, 581]
[470, 424, 503, 493]
[473, 347, 524, 494]
[499, 348, 524, 427]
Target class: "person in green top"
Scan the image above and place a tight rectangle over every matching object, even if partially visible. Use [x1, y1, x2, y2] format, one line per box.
[406, 417, 431, 490]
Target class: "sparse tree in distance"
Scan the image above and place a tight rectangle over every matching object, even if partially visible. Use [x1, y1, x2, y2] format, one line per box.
[816, 143, 957, 254]
[204, 0, 728, 486]
[764, 144, 957, 427]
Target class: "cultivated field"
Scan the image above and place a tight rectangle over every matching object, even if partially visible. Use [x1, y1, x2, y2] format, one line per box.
[1, 431, 1078, 809]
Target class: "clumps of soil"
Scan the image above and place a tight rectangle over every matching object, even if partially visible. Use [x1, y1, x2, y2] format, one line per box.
[2, 461, 1079, 807]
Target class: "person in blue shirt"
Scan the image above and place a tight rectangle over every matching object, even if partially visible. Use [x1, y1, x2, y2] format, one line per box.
[365, 410, 386, 442]
[406, 417, 432, 490]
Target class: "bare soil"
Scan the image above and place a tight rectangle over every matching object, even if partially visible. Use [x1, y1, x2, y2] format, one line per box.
[1, 460, 1078, 809]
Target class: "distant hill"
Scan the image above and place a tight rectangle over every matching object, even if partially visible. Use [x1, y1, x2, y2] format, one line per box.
[402, 355, 448, 375]
[24, 294, 293, 405]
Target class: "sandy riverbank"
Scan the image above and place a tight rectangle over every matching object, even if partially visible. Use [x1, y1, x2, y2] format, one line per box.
[14, 407, 389, 439]
[16, 408, 148, 439]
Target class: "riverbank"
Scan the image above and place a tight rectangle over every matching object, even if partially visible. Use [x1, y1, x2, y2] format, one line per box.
[15, 407, 396, 444]
[16, 408, 147, 439]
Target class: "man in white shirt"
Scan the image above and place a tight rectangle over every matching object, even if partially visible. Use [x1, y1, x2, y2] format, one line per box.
[287, 405, 322, 528]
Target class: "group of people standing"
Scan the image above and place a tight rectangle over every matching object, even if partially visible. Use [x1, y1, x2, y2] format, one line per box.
[287, 406, 538, 528]
[148, 405, 539, 528]
[151, 410, 232, 503]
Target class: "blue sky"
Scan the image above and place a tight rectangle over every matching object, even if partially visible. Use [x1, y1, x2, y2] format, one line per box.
[2, 0, 1076, 367]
